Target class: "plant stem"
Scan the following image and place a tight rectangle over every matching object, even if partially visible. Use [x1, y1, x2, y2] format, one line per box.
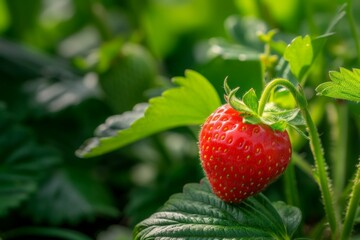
[340, 160, 360, 240]
[339, 166, 357, 207]
[258, 79, 299, 116]
[301, 106, 340, 239]
[258, 79, 340, 238]
[346, 0, 360, 65]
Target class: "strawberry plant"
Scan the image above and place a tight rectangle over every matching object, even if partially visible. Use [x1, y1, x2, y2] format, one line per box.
[76, 2, 360, 239]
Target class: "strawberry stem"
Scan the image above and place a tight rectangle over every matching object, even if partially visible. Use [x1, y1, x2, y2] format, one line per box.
[340, 160, 360, 240]
[258, 78, 340, 239]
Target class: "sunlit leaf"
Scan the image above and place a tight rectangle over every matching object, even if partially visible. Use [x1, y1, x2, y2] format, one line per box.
[316, 67, 360, 102]
[284, 35, 313, 82]
[282, 4, 345, 84]
[94, 103, 148, 138]
[76, 70, 221, 158]
[134, 178, 301, 239]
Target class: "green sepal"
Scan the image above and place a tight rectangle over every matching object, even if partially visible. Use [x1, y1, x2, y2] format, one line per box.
[225, 80, 307, 136]
[243, 88, 259, 114]
[242, 114, 262, 125]
[223, 76, 231, 95]
[227, 87, 252, 113]
[262, 104, 307, 136]
[262, 104, 305, 126]
[270, 120, 288, 132]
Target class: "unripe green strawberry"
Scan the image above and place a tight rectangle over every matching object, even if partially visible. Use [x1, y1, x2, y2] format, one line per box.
[99, 43, 156, 113]
[199, 104, 292, 203]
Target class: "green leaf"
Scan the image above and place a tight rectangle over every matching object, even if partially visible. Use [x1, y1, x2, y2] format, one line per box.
[273, 201, 302, 237]
[134, 178, 301, 240]
[94, 103, 148, 138]
[24, 167, 119, 225]
[76, 70, 221, 158]
[0, 105, 60, 217]
[283, 35, 313, 81]
[282, 4, 345, 84]
[316, 68, 360, 102]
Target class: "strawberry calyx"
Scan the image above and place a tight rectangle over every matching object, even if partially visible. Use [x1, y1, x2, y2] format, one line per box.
[224, 78, 307, 138]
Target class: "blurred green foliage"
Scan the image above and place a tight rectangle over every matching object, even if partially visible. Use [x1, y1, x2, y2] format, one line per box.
[0, 0, 359, 239]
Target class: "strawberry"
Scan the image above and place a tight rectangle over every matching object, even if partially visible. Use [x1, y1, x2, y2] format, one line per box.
[199, 104, 292, 203]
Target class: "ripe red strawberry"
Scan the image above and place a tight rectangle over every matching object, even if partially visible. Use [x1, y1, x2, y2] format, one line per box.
[199, 104, 292, 203]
